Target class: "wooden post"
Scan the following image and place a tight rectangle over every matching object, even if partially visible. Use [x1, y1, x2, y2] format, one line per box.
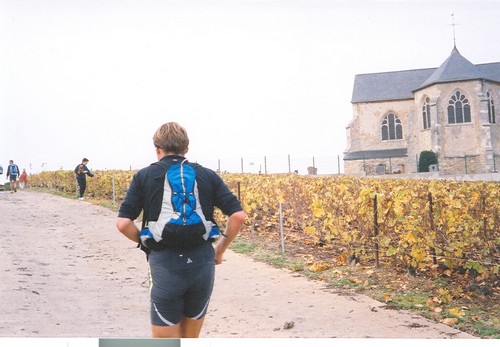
[237, 182, 241, 202]
[428, 192, 438, 265]
[373, 194, 380, 268]
[279, 202, 285, 253]
[112, 173, 116, 207]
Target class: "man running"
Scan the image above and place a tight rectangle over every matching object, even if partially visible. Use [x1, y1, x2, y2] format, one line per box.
[6, 160, 20, 193]
[116, 122, 245, 338]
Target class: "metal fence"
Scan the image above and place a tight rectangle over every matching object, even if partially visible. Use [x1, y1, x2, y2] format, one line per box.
[195, 154, 344, 175]
[416, 154, 500, 175]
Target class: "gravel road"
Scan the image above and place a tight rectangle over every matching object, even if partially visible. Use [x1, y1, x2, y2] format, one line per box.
[0, 190, 476, 339]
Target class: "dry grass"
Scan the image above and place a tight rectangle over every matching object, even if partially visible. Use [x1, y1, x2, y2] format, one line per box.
[231, 229, 500, 339]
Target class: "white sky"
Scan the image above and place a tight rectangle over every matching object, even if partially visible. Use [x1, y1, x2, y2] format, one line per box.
[1, 0, 499, 174]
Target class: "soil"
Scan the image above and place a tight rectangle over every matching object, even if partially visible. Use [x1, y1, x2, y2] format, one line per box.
[0, 190, 477, 338]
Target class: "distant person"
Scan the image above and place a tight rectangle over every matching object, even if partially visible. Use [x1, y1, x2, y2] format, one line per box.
[6, 160, 20, 193]
[74, 158, 94, 200]
[116, 122, 245, 338]
[19, 169, 28, 189]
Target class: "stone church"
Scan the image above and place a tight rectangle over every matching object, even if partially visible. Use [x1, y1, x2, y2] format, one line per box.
[343, 45, 500, 175]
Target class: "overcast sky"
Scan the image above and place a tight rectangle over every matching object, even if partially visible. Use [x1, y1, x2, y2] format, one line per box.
[1, 0, 499, 174]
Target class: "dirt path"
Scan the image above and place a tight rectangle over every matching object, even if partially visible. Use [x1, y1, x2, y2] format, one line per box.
[0, 190, 476, 338]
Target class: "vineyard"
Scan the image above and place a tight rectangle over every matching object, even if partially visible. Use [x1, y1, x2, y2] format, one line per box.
[29, 169, 500, 336]
[29, 170, 500, 275]
[226, 175, 499, 274]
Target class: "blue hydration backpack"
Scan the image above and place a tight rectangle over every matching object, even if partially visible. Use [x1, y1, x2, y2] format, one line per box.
[140, 159, 220, 250]
[9, 164, 19, 176]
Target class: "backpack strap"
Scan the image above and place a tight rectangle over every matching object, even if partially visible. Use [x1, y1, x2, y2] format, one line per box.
[153, 158, 194, 172]
[136, 159, 179, 254]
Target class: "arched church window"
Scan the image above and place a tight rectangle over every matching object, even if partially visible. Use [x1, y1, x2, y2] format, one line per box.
[422, 97, 431, 129]
[447, 91, 471, 124]
[487, 91, 496, 124]
[381, 113, 403, 141]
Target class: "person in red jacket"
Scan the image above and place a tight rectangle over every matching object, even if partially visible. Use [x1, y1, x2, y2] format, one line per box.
[19, 168, 28, 189]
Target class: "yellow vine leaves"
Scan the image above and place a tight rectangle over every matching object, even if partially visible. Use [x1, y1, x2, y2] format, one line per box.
[30, 171, 500, 279]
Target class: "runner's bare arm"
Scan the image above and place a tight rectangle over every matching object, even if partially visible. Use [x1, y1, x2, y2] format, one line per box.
[214, 211, 245, 265]
[116, 217, 140, 243]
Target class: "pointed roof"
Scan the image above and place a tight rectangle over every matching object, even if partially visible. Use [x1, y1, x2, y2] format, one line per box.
[414, 46, 482, 91]
[351, 46, 500, 103]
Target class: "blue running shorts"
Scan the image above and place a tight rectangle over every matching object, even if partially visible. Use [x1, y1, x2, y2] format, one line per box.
[148, 242, 215, 326]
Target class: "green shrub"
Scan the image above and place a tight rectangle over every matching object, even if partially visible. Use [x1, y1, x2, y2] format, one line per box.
[418, 151, 438, 172]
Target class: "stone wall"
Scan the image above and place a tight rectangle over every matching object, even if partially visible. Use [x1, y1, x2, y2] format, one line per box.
[344, 157, 409, 175]
[345, 80, 500, 175]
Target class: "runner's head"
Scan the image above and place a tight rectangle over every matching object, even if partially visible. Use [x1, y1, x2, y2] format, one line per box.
[153, 122, 189, 156]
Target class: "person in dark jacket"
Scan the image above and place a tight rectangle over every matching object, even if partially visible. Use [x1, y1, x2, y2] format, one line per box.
[116, 122, 245, 338]
[74, 158, 94, 199]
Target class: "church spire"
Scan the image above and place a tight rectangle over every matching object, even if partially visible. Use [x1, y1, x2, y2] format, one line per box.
[448, 13, 460, 48]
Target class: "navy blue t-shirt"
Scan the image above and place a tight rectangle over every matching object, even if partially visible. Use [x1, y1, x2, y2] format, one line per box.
[74, 164, 94, 181]
[118, 155, 242, 227]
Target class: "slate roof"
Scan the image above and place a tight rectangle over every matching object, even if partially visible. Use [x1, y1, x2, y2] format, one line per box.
[351, 47, 500, 103]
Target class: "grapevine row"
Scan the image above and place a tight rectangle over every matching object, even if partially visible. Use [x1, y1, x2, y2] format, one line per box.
[29, 170, 500, 277]
[226, 174, 499, 276]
